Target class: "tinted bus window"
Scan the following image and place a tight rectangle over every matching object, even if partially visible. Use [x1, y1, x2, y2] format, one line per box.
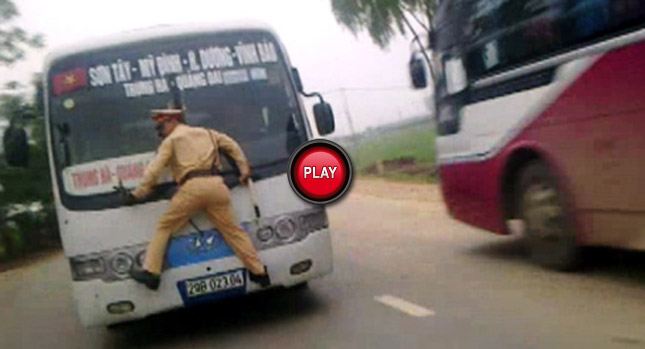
[48, 31, 306, 208]
[462, 0, 645, 81]
[467, 0, 564, 80]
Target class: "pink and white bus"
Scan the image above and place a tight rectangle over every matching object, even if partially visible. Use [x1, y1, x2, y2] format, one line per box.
[418, 0, 645, 269]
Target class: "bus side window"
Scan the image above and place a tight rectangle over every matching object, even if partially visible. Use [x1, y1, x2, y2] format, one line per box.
[566, 0, 611, 42]
[559, 0, 645, 51]
[466, 0, 568, 79]
[610, 0, 645, 27]
[519, 1, 564, 60]
[467, 0, 507, 79]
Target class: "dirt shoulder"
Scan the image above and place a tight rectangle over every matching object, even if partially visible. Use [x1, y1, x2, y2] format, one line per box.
[348, 176, 442, 203]
[0, 246, 61, 274]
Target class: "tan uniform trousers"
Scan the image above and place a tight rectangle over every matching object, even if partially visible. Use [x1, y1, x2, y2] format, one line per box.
[143, 176, 265, 276]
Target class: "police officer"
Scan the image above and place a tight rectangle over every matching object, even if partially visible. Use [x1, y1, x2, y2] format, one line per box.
[126, 109, 270, 290]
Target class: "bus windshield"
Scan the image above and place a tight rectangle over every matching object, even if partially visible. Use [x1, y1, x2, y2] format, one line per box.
[47, 31, 306, 202]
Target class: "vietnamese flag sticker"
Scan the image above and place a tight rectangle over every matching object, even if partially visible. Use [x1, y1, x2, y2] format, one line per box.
[52, 68, 88, 96]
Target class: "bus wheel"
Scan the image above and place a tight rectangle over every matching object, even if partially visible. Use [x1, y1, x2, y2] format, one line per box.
[517, 161, 581, 271]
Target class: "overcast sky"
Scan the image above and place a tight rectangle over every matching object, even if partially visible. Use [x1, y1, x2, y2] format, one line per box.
[3, 0, 432, 136]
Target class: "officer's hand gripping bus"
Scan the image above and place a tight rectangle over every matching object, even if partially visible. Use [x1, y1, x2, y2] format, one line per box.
[44, 22, 335, 327]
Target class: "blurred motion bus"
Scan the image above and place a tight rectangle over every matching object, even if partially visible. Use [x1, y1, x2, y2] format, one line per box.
[43, 21, 335, 327]
[414, 0, 645, 270]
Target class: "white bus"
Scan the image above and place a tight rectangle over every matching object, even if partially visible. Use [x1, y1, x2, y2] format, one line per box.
[43, 21, 335, 327]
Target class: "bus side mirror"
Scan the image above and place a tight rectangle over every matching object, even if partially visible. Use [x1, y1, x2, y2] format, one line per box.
[409, 52, 428, 89]
[313, 102, 335, 136]
[292, 67, 304, 94]
[293, 70, 334, 135]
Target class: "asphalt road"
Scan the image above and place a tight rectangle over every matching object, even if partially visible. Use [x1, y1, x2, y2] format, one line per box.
[2, 179, 645, 348]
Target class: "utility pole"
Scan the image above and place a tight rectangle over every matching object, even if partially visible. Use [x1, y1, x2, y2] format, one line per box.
[340, 88, 358, 150]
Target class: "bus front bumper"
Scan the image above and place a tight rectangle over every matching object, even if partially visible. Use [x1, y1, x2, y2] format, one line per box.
[72, 228, 332, 327]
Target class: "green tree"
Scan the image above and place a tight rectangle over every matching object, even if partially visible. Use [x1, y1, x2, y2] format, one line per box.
[0, 0, 45, 163]
[0, 89, 24, 120]
[0, 0, 44, 162]
[0, 0, 44, 66]
[0, 84, 58, 259]
[1, 91, 30, 166]
[0, 1, 56, 260]
[331, 0, 439, 48]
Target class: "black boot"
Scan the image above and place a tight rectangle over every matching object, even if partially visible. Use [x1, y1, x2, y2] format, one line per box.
[249, 266, 271, 287]
[130, 269, 161, 290]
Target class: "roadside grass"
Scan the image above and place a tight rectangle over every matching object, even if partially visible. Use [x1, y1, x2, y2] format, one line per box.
[348, 121, 436, 183]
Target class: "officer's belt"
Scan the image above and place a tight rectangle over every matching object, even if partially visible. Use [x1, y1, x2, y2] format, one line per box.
[179, 168, 218, 185]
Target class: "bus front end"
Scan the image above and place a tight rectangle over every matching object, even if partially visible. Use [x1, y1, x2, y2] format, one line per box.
[44, 23, 333, 327]
[65, 179, 332, 327]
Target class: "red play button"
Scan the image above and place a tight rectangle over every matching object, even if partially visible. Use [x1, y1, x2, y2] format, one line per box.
[288, 140, 353, 204]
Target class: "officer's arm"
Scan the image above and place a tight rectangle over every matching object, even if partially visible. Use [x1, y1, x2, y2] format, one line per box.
[214, 131, 250, 177]
[132, 138, 173, 199]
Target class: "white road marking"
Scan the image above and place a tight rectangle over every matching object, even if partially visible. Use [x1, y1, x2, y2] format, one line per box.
[374, 295, 435, 317]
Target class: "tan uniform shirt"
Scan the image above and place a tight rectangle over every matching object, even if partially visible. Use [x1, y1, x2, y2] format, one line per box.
[132, 123, 250, 199]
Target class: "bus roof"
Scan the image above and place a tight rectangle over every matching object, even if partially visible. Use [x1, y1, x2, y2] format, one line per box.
[44, 20, 279, 70]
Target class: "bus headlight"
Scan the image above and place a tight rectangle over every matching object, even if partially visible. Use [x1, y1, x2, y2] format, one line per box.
[257, 226, 274, 242]
[110, 253, 134, 276]
[275, 217, 297, 240]
[298, 209, 328, 233]
[136, 250, 146, 267]
[69, 242, 147, 282]
[70, 257, 105, 280]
